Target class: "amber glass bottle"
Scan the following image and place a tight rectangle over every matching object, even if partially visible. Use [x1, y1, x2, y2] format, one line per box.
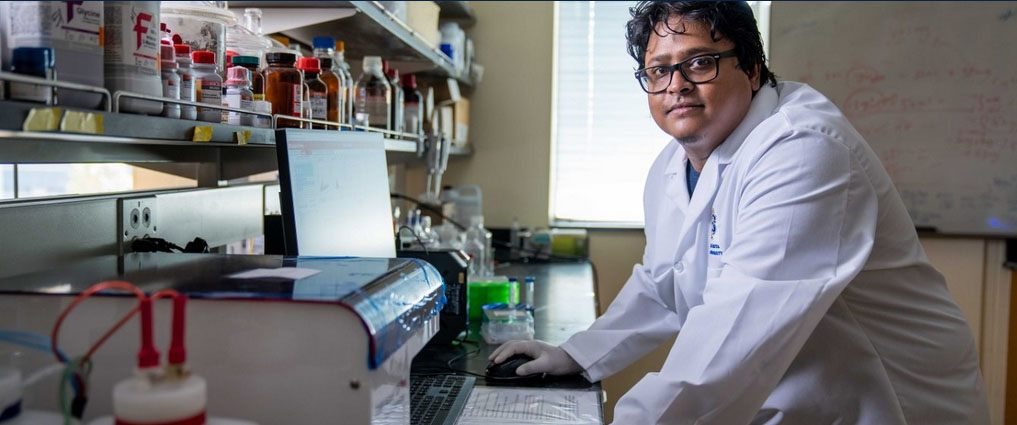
[263, 52, 302, 128]
[318, 57, 342, 125]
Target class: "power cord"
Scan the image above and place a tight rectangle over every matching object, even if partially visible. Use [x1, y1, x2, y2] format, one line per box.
[397, 225, 430, 258]
[131, 236, 209, 254]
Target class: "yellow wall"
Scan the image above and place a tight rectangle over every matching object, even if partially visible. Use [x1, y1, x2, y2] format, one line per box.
[432, 2, 1010, 422]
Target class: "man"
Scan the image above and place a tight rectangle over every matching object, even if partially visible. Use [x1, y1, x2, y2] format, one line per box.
[490, 2, 989, 424]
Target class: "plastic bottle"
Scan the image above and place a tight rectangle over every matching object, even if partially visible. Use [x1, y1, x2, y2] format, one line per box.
[354, 56, 391, 130]
[263, 52, 303, 128]
[523, 276, 536, 310]
[297, 57, 328, 129]
[465, 215, 493, 277]
[0, 1, 104, 109]
[174, 44, 197, 120]
[386, 68, 405, 134]
[402, 74, 424, 135]
[0, 367, 73, 424]
[160, 44, 181, 119]
[230, 56, 264, 101]
[312, 36, 347, 124]
[190, 50, 222, 123]
[104, 1, 163, 115]
[224, 67, 254, 126]
[252, 100, 272, 128]
[8, 47, 54, 105]
[335, 41, 355, 124]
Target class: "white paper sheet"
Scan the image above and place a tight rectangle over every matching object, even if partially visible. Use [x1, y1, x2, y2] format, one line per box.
[228, 267, 321, 280]
[455, 386, 602, 425]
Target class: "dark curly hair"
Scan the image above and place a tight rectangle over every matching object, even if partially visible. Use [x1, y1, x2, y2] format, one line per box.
[625, 1, 777, 90]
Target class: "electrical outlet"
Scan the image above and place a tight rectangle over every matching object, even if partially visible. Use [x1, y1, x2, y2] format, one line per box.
[118, 196, 157, 252]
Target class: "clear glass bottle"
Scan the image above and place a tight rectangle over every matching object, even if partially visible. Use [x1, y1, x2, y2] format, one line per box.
[353, 56, 391, 131]
[297, 57, 328, 129]
[386, 68, 405, 134]
[263, 52, 302, 128]
[465, 215, 493, 277]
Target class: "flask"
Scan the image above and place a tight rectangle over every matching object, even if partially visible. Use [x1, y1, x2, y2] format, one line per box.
[160, 44, 181, 119]
[296, 57, 328, 128]
[263, 52, 303, 128]
[224, 66, 254, 126]
[174, 44, 197, 120]
[190, 50, 222, 123]
[353, 56, 391, 130]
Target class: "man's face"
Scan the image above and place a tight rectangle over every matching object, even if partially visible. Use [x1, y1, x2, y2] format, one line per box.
[644, 16, 760, 152]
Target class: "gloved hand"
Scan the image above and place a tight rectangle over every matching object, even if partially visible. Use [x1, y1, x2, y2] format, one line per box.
[489, 340, 583, 376]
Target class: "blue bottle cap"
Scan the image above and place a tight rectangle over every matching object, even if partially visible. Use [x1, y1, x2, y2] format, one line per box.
[508, 277, 518, 282]
[11, 47, 54, 72]
[440, 43, 454, 59]
[524, 276, 535, 282]
[312, 36, 336, 50]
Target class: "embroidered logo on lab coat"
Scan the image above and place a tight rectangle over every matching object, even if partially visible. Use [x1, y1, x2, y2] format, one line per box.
[709, 208, 723, 256]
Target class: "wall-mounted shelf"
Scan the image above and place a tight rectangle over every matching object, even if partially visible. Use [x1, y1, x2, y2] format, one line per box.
[230, 1, 472, 85]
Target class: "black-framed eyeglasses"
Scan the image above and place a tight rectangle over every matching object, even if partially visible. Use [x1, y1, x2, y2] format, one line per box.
[634, 50, 738, 93]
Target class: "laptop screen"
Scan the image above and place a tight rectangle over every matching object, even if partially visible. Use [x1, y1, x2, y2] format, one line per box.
[276, 129, 396, 258]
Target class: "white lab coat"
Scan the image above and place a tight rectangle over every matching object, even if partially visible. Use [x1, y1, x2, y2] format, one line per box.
[560, 82, 989, 425]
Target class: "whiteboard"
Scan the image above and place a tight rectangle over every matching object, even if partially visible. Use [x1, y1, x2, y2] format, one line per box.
[770, 2, 1017, 236]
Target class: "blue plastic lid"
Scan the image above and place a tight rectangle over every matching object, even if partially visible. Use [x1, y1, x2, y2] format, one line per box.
[508, 277, 518, 282]
[11, 47, 54, 72]
[440, 43, 454, 60]
[312, 36, 336, 49]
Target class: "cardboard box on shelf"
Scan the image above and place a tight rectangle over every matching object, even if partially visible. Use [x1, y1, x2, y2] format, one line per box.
[453, 98, 469, 147]
[406, 1, 441, 49]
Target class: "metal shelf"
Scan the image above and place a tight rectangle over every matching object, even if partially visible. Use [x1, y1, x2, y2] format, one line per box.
[230, 1, 471, 85]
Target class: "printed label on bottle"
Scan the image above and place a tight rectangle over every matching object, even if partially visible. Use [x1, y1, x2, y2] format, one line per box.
[180, 75, 195, 101]
[310, 93, 327, 120]
[226, 92, 254, 126]
[103, 2, 160, 76]
[162, 77, 179, 99]
[196, 78, 222, 122]
[7, 2, 102, 51]
[291, 84, 303, 117]
[366, 95, 388, 127]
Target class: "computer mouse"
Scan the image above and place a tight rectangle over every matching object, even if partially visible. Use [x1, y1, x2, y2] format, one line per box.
[485, 354, 538, 379]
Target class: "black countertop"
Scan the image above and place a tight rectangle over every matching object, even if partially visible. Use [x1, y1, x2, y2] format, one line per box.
[412, 261, 601, 391]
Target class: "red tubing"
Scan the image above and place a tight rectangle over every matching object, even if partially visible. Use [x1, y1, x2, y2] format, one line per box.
[137, 298, 160, 369]
[168, 295, 187, 365]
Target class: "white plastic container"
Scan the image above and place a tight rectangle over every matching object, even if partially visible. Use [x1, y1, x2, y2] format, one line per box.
[252, 100, 272, 128]
[86, 373, 258, 425]
[161, 2, 234, 75]
[174, 44, 197, 120]
[224, 67, 253, 126]
[160, 44, 181, 119]
[104, 1, 163, 115]
[0, 1, 104, 109]
[191, 50, 222, 123]
[0, 367, 74, 425]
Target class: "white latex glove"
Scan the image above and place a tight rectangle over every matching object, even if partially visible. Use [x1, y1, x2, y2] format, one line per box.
[488, 340, 583, 376]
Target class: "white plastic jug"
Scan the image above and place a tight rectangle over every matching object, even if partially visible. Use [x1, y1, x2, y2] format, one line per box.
[104, 1, 162, 115]
[442, 185, 483, 224]
[0, 2, 104, 109]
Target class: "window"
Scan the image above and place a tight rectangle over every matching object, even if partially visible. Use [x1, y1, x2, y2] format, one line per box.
[0, 164, 196, 200]
[550, 1, 770, 227]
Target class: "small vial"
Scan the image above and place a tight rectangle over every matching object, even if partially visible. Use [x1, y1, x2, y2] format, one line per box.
[508, 277, 519, 308]
[523, 276, 535, 309]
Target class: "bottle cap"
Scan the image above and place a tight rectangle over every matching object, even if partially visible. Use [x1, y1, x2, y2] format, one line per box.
[191, 50, 216, 64]
[363, 56, 383, 72]
[336, 40, 346, 52]
[174, 44, 191, 57]
[319, 57, 334, 70]
[160, 44, 177, 69]
[402, 74, 417, 89]
[312, 36, 335, 50]
[172, 34, 183, 45]
[386, 68, 399, 80]
[382, 59, 389, 74]
[232, 55, 260, 67]
[11, 47, 54, 72]
[226, 66, 251, 85]
[226, 49, 239, 66]
[266, 52, 296, 65]
[296, 57, 321, 73]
